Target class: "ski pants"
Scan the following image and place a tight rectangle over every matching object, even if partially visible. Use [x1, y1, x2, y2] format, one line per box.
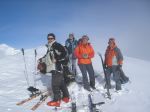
[69, 54, 77, 75]
[51, 70, 69, 101]
[106, 66, 122, 90]
[78, 63, 95, 90]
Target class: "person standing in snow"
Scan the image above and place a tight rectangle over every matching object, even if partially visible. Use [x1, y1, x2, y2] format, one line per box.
[43, 33, 70, 107]
[104, 38, 124, 90]
[74, 35, 95, 91]
[65, 33, 78, 75]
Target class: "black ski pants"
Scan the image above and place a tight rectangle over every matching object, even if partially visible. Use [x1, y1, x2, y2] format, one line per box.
[51, 70, 69, 101]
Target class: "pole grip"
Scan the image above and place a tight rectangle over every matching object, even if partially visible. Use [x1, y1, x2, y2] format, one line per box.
[21, 48, 24, 55]
[35, 49, 37, 57]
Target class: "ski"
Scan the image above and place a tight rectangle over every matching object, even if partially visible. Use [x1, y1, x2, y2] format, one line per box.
[71, 102, 77, 112]
[16, 91, 42, 105]
[71, 91, 77, 112]
[98, 52, 111, 99]
[53, 103, 104, 112]
[31, 94, 49, 111]
[16, 90, 47, 106]
[88, 94, 97, 112]
[88, 94, 105, 112]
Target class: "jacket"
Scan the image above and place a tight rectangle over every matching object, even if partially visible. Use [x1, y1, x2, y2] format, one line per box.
[104, 45, 123, 67]
[65, 38, 78, 55]
[74, 43, 94, 64]
[47, 41, 67, 62]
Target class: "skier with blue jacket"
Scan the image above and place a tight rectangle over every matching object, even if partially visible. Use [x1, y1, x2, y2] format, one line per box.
[65, 33, 78, 75]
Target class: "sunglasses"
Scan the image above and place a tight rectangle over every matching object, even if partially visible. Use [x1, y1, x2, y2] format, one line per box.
[48, 38, 54, 40]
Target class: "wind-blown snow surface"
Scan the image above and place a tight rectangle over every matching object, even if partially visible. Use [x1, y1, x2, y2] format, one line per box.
[0, 44, 150, 112]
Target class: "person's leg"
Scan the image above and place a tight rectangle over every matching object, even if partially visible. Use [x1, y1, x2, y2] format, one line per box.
[51, 71, 62, 101]
[86, 64, 95, 89]
[72, 59, 77, 75]
[68, 54, 73, 72]
[47, 71, 62, 106]
[105, 67, 112, 89]
[60, 78, 70, 103]
[78, 64, 90, 91]
[60, 80, 69, 98]
[112, 66, 122, 90]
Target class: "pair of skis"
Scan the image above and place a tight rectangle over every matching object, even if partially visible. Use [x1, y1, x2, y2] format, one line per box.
[31, 93, 49, 111]
[16, 91, 41, 106]
[16, 90, 49, 111]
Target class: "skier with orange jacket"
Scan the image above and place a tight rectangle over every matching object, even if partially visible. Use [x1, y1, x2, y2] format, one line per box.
[104, 38, 123, 90]
[74, 35, 95, 91]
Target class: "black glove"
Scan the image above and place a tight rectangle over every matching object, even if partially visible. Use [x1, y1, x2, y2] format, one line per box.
[38, 58, 42, 62]
[104, 64, 107, 69]
[118, 64, 122, 68]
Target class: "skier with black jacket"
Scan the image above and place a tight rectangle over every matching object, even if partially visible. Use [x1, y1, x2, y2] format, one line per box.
[44, 33, 70, 107]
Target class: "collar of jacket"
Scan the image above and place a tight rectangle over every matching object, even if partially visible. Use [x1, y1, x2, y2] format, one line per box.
[81, 43, 90, 47]
[48, 40, 56, 48]
[108, 44, 117, 50]
[67, 38, 75, 43]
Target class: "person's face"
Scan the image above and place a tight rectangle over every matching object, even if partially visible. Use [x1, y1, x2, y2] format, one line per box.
[69, 35, 74, 42]
[82, 38, 88, 45]
[48, 36, 55, 43]
[108, 41, 114, 48]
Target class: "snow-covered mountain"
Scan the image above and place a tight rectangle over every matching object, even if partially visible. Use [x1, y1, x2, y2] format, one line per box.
[0, 44, 20, 58]
[0, 44, 150, 112]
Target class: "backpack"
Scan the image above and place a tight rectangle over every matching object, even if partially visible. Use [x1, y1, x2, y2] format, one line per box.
[37, 62, 47, 74]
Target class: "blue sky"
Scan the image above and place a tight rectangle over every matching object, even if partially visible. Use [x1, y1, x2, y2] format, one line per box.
[0, 0, 150, 60]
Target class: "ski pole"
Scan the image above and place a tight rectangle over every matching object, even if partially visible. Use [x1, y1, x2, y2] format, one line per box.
[33, 49, 37, 87]
[71, 91, 77, 112]
[21, 48, 30, 87]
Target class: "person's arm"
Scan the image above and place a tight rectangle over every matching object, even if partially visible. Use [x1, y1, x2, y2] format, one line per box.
[74, 46, 83, 59]
[115, 47, 123, 65]
[65, 39, 69, 48]
[88, 44, 95, 58]
[54, 43, 66, 60]
[104, 47, 108, 65]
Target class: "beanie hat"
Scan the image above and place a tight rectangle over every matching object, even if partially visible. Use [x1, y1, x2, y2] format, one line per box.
[82, 35, 89, 41]
[69, 33, 74, 37]
[108, 37, 115, 44]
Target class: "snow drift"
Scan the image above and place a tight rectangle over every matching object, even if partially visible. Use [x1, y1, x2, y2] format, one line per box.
[0, 44, 150, 112]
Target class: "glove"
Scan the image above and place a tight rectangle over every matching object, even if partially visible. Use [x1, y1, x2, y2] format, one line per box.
[82, 54, 88, 59]
[38, 58, 42, 63]
[118, 64, 122, 68]
[104, 64, 107, 69]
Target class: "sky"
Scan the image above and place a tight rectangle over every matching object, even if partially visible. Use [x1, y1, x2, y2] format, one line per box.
[0, 0, 150, 61]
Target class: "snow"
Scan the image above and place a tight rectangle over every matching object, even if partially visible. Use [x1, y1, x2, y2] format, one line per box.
[0, 44, 150, 112]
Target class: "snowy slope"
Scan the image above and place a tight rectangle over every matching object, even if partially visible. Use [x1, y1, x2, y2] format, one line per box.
[0, 44, 20, 58]
[0, 44, 150, 112]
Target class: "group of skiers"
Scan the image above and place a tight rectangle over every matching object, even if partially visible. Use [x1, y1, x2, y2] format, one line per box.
[37, 33, 129, 107]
